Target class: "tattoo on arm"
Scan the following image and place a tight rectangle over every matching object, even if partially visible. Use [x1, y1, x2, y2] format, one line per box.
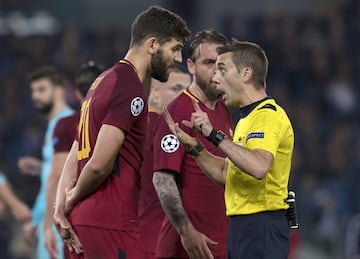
[153, 171, 189, 231]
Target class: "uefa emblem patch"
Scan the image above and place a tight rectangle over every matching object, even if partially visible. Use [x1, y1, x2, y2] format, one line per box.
[161, 134, 180, 153]
[131, 97, 144, 116]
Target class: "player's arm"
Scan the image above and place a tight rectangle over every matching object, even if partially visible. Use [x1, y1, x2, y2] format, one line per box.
[153, 170, 190, 233]
[0, 180, 31, 223]
[45, 152, 68, 228]
[44, 151, 68, 257]
[66, 124, 125, 207]
[153, 170, 216, 258]
[54, 140, 83, 254]
[54, 141, 78, 216]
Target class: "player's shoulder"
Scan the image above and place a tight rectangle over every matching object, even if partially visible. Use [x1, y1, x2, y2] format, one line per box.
[57, 112, 79, 124]
[55, 112, 80, 130]
[167, 91, 196, 114]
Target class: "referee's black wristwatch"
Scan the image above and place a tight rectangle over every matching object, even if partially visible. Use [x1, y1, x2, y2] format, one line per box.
[206, 129, 227, 146]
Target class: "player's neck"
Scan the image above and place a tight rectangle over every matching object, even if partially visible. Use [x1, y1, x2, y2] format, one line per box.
[48, 100, 69, 120]
[188, 84, 217, 110]
[123, 49, 151, 85]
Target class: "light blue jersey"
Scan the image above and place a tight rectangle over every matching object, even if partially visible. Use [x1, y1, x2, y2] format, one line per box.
[32, 107, 74, 259]
[0, 172, 7, 185]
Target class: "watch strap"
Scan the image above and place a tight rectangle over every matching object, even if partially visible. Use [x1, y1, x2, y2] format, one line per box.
[186, 141, 204, 157]
[206, 129, 227, 146]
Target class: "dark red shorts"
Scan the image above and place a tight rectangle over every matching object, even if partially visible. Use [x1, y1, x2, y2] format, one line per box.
[65, 225, 141, 259]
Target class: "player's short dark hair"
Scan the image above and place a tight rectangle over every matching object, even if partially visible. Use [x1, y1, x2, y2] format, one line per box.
[28, 66, 67, 87]
[217, 39, 268, 89]
[130, 6, 191, 47]
[76, 61, 103, 97]
[188, 29, 227, 61]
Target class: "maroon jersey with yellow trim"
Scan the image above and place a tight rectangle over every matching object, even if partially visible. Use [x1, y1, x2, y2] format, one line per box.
[138, 109, 164, 253]
[53, 112, 80, 153]
[153, 90, 232, 257]
[69, 60, 148, 231]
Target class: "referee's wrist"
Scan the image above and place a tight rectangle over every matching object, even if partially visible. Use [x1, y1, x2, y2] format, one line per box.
[206, 129, 227, 146]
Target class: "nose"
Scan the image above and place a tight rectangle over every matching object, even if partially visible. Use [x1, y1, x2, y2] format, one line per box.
[175, 52, 182, 64]
[212, 70, 220, 84]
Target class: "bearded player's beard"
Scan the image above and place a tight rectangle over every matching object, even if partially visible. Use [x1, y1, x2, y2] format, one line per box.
[34, 102, 54, 115]
[196, 72, 223, 102]
[151, 49, 173, 83]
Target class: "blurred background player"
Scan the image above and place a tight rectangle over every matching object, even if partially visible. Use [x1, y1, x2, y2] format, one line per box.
[138, 67, 191, 259]
[53, 6, 190, 258]
[0, 171, 31, 224]
[152, 29, 231, 259]
[43, 61, 103, 258]
[0, 171, 32, 258]
[18, 66, 74, 259]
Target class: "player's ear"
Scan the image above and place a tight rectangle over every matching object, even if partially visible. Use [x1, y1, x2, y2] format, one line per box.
[146, 37, 160, 55]
[186, 58, 195, 76]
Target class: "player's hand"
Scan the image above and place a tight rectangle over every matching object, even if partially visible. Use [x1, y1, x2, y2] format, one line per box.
[64, 179, 77, 215]
[182, 99, 213, 137]
[180, 225, 217, 259]
[22, 220, 36, 245]
[11, 201, 31, 224]
[162, 108, 198, 148]
[17, 156, 42, 176]
[53, 212, 83, 255]
[45, 224, 59, 259]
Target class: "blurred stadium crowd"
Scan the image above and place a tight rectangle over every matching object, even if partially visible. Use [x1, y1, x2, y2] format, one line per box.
[0, 0, 359, 258]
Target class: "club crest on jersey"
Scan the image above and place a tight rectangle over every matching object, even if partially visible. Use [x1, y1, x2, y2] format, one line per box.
[161, 134, 180, 153]
[131, 97, 144, 116]
[246, 132, 264, 143]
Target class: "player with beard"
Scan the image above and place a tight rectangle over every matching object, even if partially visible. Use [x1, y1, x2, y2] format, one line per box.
[152, 29, 231, 259]
[138, 67, 191, 259]
[43, 61, 103, 259]
[18, 66, 74, 259]
[53, 6, 190, 259]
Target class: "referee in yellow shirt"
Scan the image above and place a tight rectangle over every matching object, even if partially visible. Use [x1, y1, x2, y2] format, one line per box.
[163, 40, 294, 259]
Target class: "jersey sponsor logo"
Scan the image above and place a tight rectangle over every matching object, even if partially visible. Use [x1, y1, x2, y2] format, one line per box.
[246, 132, 264, 142]
[161, 134, 180, 153]
[131, 97, 144, 116]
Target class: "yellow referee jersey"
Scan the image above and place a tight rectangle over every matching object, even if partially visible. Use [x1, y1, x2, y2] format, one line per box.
[225, 98, 294, 216]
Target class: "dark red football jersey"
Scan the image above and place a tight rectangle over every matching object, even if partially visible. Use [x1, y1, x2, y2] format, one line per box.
[153, 89, 232, 257]
[69, 60, 148, 231]
[138, 109, 164, 253]
[53, 112, 80, 153]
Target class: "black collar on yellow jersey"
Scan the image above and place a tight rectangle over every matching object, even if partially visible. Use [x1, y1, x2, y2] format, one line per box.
[238, 96, 273, 119]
